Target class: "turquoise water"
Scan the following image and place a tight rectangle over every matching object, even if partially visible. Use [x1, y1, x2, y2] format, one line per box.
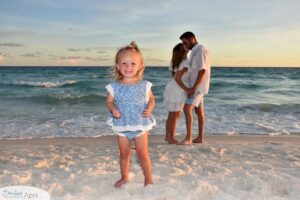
[0, 67, 299, 138]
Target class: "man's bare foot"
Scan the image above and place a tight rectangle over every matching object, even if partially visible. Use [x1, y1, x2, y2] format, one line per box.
[165, 135, 170, 142]
[192, 137, 203, 143]
[167, 138, 179, 144]
[114, 178, 128, 188]
[179, 139, 192, 145]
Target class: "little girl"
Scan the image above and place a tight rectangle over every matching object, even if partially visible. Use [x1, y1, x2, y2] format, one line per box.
[164, 43, 190, 144]
[106, 41, 156, 188]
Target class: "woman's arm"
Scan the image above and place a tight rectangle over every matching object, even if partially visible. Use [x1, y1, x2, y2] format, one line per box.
[174, 68, 188, 92]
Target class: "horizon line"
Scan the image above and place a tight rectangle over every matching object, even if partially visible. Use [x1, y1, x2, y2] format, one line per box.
[0, 65, 300, 68]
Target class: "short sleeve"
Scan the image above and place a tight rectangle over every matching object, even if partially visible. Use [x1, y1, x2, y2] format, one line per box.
[195, 47, 209, 70]
[178, 59, 191, 71]
[145, 81, 152, 102]
[105, 84, 114, 97]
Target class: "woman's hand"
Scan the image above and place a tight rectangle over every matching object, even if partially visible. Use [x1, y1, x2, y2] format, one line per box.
[187, 88, 196, 98]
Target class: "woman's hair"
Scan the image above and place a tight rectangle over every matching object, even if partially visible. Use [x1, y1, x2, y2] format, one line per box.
[170, 43, 186, 76]
[113, 41, 144, 80]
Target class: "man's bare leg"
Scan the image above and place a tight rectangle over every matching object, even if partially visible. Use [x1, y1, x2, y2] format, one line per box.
[193, 106, 205, 143]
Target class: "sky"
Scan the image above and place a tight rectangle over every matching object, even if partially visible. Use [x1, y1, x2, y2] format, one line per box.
[1, 0, 300, 67]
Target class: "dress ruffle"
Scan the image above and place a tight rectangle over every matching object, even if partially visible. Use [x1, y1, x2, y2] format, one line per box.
[164, 100, 185, 112]
[106, 116, 156, 132]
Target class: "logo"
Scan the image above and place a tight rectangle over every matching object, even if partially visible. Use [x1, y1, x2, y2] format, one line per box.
[0, 186, 50, 200]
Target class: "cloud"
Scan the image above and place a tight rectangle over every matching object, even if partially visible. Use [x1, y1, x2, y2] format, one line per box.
[48, 54, 58, 59]
[146, 58, 166, 63]
[85, 56, 110, 62]
[67, 48, 109, 53]
[48, 54, 80, 60]
[20, 52, 43, 58]
[68, 48, 82, 52]
[56, 56, 81, 65]
[21, 0, 61, 7]
[57, 56, 81, 60]
[85, 47, 102, 52]
[0, 42, 25, 47]
[0, 53, 4, 63]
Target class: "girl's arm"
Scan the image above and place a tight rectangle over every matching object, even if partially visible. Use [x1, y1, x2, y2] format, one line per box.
[143, 90, 155, 117]
[106, 93, 121, 118]
[174, 68, 188, 92]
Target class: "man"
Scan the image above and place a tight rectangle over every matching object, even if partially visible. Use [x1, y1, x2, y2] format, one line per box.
[180, 31, 211, 144]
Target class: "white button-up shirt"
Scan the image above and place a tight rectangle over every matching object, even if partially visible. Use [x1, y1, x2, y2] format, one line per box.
[189, 43, 211, 94]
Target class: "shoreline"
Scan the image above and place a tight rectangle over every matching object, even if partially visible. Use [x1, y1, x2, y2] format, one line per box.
[0, 134, 299, 146]
[1, 66, 300, 68]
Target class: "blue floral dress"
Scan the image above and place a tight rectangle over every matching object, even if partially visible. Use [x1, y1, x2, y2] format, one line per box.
[106, 80, 156, 140]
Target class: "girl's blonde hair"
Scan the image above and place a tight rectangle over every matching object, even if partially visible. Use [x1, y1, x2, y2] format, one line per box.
[113, 41, 145, 80]
[170, 43, 186, 77]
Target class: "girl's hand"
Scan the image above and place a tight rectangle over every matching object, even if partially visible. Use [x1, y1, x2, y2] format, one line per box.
[112, 109, 122, 118]
[143, 108, 151, 117]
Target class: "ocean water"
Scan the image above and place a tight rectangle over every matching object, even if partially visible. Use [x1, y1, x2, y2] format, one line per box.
[0, 67, 299, 139]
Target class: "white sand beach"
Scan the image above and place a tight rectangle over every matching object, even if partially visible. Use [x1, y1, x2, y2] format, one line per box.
[0, 135, 300, 200]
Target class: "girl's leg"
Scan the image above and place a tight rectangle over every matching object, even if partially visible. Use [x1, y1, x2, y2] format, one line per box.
[135, 132, 153, 186]
[165, 112, 180, 144]
[114, 136, 131, 188]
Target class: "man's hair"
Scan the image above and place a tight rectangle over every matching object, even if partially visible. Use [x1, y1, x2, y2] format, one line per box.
[180, 31, 195, 40]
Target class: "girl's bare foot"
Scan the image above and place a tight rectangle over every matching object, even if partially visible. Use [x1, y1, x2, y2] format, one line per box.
[114, 178, 128, 188]
[179, 139, 192, 145]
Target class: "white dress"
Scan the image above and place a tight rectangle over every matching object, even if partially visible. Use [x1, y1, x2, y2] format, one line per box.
[164, 59, 190, 111]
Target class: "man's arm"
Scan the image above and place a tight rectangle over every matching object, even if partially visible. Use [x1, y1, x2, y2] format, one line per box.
[192, 69, 205, 91]
[189, 47, 209, 96]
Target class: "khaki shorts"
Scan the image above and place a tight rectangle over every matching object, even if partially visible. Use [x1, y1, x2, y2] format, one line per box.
[185, 92, 204, 108]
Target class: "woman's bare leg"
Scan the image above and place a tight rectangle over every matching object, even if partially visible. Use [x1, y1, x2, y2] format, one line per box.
[165, 112, 180, 144]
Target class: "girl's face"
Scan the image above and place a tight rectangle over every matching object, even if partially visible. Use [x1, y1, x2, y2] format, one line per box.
[117, 51, 141, 79]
